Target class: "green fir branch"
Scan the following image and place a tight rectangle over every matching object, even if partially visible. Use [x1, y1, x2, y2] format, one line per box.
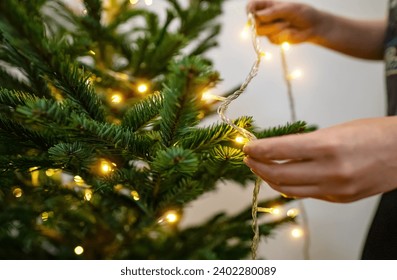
[255, 121, 308, 139]
[152, 147, 199, 178]
[0, 88, 37, 108]
[180, 116, 253, 150]
[159, 56, 219, 146]
[122, 91, 163, 131]
[48, 142, 96, 172]
[157, 178, 208, 210]
[209, 145, 245, 166]
[0, 117, 55, 150]
[0, 155, 56, 172]
[72, 116, 156, 157]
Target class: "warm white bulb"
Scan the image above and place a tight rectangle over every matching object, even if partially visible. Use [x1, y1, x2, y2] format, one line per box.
[137, 83, 149, 94]
[41, 212, 49, 222]
[287, 208, 300, 218]
[84, 189, 93, 201]
[201, 91, 225, 103]
[74, 175, 85, 186]
[13, 187, 23, 198]
[240, 23, 250, 40]
[166, 213, 178, 223]
[130, 0, 139, 4]
[289, 69, 303, 80]
[201, 91, 213, 102]
[235, 136, 248, 145]
[111, 94, 123, 104]
[100, 160, 116, 174]
[291, 228, 304, 239]
[271, 207, 281, 215]
[131, 191, 140, 201]
[257, 207, 282, 215]
[74, 246, 84, 255]
[281, 42, 291, 51]
[161, 211, 179, 224]
[45, 169, 56, 177]
[102, 163, 111, 173]
[145, 0, 153, 5]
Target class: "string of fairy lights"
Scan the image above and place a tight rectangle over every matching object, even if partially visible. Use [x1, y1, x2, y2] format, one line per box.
[11, 0, 309, 258]
[209, 6, 309, 259]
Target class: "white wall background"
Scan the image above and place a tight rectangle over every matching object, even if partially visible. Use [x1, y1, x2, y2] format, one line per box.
[181, 0, 389, 260]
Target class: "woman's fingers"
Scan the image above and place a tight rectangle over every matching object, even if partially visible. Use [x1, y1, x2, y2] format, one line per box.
[244, 157, 322, 186]
[243, 133, 318, 161]
[247, 0, 275, 14]
[256, 21, 289, 36]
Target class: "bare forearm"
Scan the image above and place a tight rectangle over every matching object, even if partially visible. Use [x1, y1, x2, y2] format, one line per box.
[312, 11, 387, 60]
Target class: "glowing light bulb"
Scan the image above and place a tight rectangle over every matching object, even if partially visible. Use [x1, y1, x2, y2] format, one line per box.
[111, 94, 123, 104]
[201, 91, 213, 102]
[84, 189, 93, 201]
[257, 207, 282, 215]
[13, 187, 23, 198]
[74, 246, 84, 255]
[99, 159, 116, 174]
[137, 83, 149, 94]
[88, 50, 96, 56]
[29, 167, 40, 186]
[240, 23, 250, 40]
[287, 208, 300, 218]
[165, 211, 179, 223]
[101, 162, 111, 173]
[45, 169, 56, 177]
[145, 0, 153, 5]
[74, 176, 85, 186]
[291, 227, 304, 239]
[281, 42, 291, 51]
[288, 69, 303, 80]
[41, 212, 49, 222]
[159, 211, 179, 224]
[235, 136, 248, 145]
[130, 0, 139, 4]
[201, 91, 225, 103]
[131, 190, 140, 201]
[270, 207, 281, 215]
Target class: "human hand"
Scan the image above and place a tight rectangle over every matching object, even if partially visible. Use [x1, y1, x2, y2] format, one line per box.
[247, 0, 325, 44]
[243, 117, 397, 203]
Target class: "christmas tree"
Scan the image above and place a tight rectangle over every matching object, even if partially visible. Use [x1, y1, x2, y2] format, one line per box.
[0, 0, 308, 259]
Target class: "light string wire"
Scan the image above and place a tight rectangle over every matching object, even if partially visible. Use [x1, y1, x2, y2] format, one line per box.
[217, 13, 262, 260]
[217, 13, 261, 142]
[280, 47, 311, 260]
[217, 12, 312, 260]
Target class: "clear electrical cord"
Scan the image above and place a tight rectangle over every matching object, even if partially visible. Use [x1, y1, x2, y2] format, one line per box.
[217, 12, 311, 260]
[217, 13, 263, 260]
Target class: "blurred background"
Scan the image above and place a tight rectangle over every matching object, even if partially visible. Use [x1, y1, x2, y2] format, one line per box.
[178, 0, 388, 259]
